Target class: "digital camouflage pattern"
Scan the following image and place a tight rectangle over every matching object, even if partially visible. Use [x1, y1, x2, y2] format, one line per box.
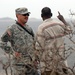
[15, 7, 30, 15]
[1, 22, 35, 75]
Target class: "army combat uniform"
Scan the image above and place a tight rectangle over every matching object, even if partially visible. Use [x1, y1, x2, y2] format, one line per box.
[1, 22, 36, 75]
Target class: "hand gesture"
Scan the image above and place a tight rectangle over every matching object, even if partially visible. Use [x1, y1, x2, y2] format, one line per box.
[57, 11, 67, 25]
[57, 11, 65, 21]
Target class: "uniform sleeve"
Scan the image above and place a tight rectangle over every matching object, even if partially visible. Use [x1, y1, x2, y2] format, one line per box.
[0, 27, 13, 54]
[34, 31, 45, 63]
[1, 29, 12, 42]
[64, 25, 72, 35]
[59, 23, 72, 35]
[36, 31, 45, 51]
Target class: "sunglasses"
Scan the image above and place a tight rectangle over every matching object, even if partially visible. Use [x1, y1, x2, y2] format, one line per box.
[22, 13, 29, 16]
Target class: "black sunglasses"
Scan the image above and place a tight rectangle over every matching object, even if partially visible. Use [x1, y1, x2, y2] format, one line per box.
[22, 13, 29, 16]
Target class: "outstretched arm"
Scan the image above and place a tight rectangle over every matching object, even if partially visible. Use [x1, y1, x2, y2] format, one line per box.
[57, 11, 68, 25]
[57, 11, 72, 34]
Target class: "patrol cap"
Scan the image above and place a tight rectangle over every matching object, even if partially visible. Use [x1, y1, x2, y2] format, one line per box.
[15, 7, 30, 15]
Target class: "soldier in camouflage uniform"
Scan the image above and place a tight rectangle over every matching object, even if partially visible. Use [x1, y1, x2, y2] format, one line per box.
[1, 7, 37, 75]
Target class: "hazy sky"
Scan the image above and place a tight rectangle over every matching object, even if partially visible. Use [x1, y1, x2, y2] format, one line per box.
[0, 0, 75, 19]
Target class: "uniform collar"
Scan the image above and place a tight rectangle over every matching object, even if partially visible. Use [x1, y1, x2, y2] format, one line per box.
[43, 18, 52, 23]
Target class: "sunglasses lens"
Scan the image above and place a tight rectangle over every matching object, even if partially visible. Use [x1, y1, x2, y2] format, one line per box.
[23, 13, 29, 16]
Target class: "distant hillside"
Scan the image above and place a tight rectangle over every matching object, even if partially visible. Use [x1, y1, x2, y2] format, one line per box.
[28, 18, 42, 21]
[0, 17, 42, 35]
[0, 17, 14, 21]
[0, 17, 41, 21]
[0, 17, 74, 33]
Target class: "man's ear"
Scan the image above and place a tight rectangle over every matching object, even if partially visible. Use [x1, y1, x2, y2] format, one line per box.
[41, 14, 43, 17]
[16, 14, 18, 18]
[51, 13, 53, 17]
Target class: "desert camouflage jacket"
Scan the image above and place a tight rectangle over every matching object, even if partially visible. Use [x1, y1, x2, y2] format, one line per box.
[35, 18, 72, 73]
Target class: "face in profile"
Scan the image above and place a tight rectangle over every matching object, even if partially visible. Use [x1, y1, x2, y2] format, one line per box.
[17, 13, 29, 24]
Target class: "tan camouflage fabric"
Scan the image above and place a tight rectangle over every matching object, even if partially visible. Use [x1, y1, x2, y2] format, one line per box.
[35, 18, 72, 73]
[1, 23, 35, 75]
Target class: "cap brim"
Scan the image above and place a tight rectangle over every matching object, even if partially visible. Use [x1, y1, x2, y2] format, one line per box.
[22, 12, 30, 14]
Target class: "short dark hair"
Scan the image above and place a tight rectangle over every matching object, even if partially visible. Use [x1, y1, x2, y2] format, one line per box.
[41, 7, 52, 17]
